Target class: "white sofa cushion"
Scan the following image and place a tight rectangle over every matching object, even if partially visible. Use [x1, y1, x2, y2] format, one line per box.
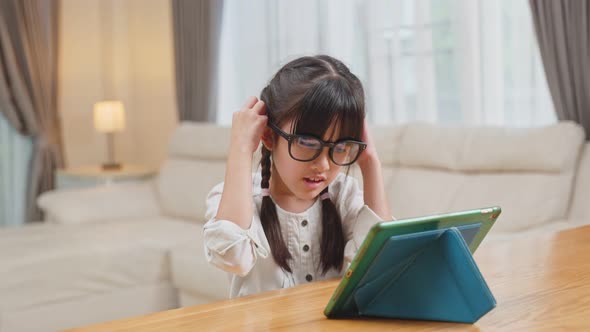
[157, 159, 228, 222]
[169, 231, 230, 302]
[389, 168, 574, 232]
[0, 218, 199, 313]
[388, 122, 586, 232]
[570, 143, 590, 220]
[1, 283, 178, 332]
[37, 181, 161, 224]
[398, 121, 584, 172]
[370, 125, 405, 166]
[157, 122, 261, 222]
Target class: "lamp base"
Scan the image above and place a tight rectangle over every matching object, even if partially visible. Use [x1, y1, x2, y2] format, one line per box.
[101, 162, 122, 171]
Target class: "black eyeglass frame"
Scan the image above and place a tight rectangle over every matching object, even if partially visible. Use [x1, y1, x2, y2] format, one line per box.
[268, 122, 367, 166]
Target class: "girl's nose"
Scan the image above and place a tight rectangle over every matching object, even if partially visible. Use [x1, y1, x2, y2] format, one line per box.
[311, 148, 331, 171]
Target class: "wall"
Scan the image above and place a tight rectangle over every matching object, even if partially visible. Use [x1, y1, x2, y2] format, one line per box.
[58, 0, 178, 169]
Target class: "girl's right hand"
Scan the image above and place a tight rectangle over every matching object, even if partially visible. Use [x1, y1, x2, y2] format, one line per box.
[217, 96, 266, 230]
[230, 96, 267, 155]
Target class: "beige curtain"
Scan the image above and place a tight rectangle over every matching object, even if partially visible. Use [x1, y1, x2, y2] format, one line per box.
[530, 0, 590, 140]
[0, 0, 63, 222]
[172, 0, 224, 122]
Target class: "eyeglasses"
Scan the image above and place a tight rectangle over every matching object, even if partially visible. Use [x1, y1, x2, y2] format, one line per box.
[268, 122, 367, 166]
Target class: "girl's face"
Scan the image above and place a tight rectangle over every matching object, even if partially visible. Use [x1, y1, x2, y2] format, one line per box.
[268, 120, 343, 202]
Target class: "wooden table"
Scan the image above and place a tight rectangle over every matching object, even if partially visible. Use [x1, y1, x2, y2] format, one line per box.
[69, 226, 590, 331]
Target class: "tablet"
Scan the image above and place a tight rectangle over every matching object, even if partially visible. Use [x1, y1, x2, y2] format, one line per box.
[324, 206, 501, 318]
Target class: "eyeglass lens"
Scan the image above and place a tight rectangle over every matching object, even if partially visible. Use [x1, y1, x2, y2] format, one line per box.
[290, 136, 361, 165]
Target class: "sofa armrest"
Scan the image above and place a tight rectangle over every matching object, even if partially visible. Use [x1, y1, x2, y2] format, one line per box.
[37, 181, 162, 224]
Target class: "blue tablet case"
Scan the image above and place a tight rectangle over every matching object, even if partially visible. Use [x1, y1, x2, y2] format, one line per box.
[348, 227, 496, 323]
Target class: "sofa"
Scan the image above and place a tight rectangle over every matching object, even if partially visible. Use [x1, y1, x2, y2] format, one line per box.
[1, 121, 588, 332]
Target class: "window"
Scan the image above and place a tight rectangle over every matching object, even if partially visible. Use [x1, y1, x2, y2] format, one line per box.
[217, 0, 555, 127]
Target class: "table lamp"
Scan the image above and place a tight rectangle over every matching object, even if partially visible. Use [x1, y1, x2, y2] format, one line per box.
[93, 100, 125, 170]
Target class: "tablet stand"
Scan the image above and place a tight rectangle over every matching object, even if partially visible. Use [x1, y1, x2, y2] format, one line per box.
[351, 227, 496, 323]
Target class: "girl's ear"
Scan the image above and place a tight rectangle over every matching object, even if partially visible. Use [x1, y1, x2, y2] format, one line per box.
[261, 127, 274, 150]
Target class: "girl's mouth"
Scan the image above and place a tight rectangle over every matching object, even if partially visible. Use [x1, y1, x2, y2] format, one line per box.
[303, 176, 325, 189]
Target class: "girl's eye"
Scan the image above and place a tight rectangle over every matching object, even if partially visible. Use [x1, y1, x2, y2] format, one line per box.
[334, 143, 349, 153]
[296, 137, 321, 149]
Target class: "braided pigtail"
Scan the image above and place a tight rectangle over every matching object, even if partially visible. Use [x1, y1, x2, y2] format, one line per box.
[319, 187, 345, 274]
[260, 146, 293, 272]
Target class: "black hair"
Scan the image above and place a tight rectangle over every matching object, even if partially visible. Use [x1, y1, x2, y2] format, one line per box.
[258, 55, 365, 274]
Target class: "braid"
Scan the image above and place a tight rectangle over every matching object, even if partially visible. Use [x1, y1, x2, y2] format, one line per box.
[320, 187, 345, 274]
[260, 146, 293, 272]
[260, 146, 272, 189]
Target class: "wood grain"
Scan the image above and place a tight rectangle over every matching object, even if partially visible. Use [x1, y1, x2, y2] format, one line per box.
[67, 225, 590, 331]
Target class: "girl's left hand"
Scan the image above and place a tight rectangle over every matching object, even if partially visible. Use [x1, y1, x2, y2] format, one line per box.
[356, 118, 379, 169]
[356, 118, 391, 219]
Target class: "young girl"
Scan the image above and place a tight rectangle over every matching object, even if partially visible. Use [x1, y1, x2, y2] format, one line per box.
[203, 55, 391, 298]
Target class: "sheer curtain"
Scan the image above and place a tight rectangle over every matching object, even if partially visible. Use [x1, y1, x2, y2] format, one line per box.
[216, 0, 555, 127]
[0, 112, 33, 227]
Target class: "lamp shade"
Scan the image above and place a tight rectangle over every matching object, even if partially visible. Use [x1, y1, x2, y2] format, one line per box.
[93, 101, 126, 132]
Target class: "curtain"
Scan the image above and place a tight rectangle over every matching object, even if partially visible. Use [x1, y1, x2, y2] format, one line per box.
[0, 113, 32, 227]
[0, 0, 63, 223]
[216, 0, 555, 128]
[530, 0, 590, 140]
[171, 0, 224, 122]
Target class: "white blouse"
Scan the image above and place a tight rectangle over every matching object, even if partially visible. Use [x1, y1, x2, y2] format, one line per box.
[203, 172, 382, 299]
